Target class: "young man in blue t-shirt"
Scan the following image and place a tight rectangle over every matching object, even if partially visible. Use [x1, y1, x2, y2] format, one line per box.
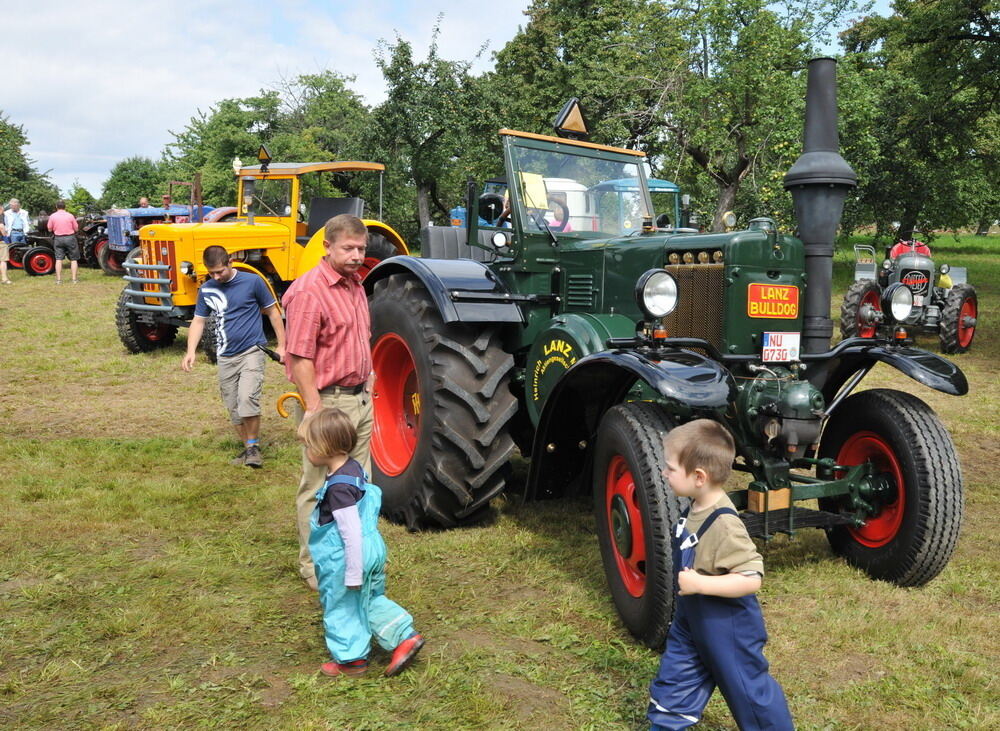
[182, 246, 286, 467]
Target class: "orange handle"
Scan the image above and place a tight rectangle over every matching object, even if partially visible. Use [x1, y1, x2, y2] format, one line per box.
[277, 392, 305, 419]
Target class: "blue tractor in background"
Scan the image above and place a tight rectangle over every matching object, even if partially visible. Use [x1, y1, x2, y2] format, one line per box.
[99, 204, 218, 275]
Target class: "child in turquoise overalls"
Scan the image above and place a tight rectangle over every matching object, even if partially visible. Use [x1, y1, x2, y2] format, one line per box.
[648, 419, 793, 730]
[300, 407, 425, 678]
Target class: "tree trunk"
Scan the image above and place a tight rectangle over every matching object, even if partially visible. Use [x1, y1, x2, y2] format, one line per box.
[975, 219, 991, 236]
[416, 182, 432, 230]
[897, 209, 919, 242]
[712, 184, 739, 232]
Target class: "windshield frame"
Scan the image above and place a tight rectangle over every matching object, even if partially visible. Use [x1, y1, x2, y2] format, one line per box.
[503, 135, 654, 240]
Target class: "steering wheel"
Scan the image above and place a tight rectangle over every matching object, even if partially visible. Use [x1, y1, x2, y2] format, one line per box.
[547, 197, 570, 232]
[656, 213, 671, 229]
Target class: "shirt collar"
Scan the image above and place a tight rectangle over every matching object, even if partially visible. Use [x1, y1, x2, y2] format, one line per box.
[319, 257, 361, 287]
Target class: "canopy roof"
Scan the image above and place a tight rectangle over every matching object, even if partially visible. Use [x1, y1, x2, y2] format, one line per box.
[237, 161, 385, 177]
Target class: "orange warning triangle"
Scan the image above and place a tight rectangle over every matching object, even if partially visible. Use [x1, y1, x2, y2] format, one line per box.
[553, 98, 590, 140]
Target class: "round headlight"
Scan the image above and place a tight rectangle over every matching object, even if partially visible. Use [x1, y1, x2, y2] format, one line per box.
[635, 269, 679, 319]
[180, 260, 194, 276]
[491, 231, 508, 249]
[882, 283, 913, 323]
[940, 263, 950, 274]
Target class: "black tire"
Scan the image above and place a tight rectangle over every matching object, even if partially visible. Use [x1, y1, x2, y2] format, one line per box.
[593, 403, 680, 649]
[126, 246, 143, 263]
[89, 236, 108, 269]
[98, 244, 127, 276]
[840, 279, 882, 339]
[368, 273, 517, 529]
[22, 246, 55, 276]
[939, 283, 977, 354]
[200, 314, 220, 364]
[366, 232, 397, 261]
[115, 288, 178, 353]
[818, 389, 963, 586]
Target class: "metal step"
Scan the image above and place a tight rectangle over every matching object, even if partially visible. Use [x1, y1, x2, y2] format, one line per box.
[741, 507, 853, 538]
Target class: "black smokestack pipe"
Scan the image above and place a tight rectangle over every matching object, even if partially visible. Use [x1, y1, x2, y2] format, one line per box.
[784, 58, 857, 354]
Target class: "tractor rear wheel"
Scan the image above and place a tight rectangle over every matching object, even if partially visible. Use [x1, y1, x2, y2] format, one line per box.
[368, 273, 516, 529]
[939, 283, 977, 354]
[818, 389, 962, 586]
[23, 247, 55, 276]
[115, 288, 177, 353]
[593, 403, 680, 649]
[840, 279, 881, 339]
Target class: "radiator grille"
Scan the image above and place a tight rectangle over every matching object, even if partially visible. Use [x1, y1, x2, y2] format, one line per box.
[141, 239, 177, 292]
[566, 274, 595, 308]
[664, 263, 724, 349]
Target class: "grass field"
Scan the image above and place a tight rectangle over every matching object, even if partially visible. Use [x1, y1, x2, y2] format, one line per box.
[1, 235, 997, 729]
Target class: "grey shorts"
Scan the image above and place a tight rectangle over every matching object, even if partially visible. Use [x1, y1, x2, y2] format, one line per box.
[217, 346, 266, 424]
[52, 235, 80, 261]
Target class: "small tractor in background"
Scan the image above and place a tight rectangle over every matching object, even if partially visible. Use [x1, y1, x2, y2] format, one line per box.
[116, 156, 408, 356]
[363, 59, 967, 648]
[841, 238, 978, 353]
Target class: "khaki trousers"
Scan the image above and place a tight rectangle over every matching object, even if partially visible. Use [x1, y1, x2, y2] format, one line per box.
[294, 389, 373, 581]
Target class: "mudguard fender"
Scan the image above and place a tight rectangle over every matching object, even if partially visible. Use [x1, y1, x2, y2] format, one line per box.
[806, 340, 968, 400]
[363, 256, 523, 324]
[525, 348, 735, 501]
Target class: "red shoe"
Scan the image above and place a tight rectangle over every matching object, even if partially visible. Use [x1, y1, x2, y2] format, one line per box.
[320, 658, 368, 677]
[385, 634, 425, 677]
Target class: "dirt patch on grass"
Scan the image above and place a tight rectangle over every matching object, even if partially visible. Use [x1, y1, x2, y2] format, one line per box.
[487, 672, 570, 726]
[443, 627, 556, 660]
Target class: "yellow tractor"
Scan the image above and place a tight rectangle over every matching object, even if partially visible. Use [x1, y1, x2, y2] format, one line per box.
[116, 156, 408, 355]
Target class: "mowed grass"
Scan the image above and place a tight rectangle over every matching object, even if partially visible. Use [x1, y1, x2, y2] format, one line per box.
[1, 235, 998, 730]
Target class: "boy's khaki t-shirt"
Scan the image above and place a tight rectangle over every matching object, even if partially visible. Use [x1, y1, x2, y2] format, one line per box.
[683, 493, 764, 577]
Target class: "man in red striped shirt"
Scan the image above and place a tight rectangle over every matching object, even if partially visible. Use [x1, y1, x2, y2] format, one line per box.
[283, 214, 374, 590]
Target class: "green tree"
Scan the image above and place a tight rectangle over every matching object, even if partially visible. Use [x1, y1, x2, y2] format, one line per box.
[368, 32, 482, 235]
[65, 181, 98, 216]
[841, 0, 1000, 238]
[0, 112, 61, 215]
[100, 156, 163, 209]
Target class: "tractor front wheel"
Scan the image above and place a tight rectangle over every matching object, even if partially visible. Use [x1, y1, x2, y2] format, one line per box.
[840, 279, 882, 339]
[115, 288, 177, 353]
[939, 283, 977, 354]
[22, 247, 55, 276]
[818, 389, 962, 586]
[98, 245, 127, 276]
[368, 273, 517, 529]
[593, 403, 680, 649]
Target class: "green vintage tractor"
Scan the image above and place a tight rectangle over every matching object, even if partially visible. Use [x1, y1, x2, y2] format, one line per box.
[363, 60, 966, 648]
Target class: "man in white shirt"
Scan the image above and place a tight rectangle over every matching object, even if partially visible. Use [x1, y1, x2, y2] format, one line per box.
[3, 199, 30, 245]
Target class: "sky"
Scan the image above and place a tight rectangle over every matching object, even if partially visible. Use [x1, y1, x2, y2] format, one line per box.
[7, 0, 532, 198]
[7, 0, 891, 200]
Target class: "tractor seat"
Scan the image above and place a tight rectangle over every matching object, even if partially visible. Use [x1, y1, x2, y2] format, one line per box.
[421, 225, 495, 262]
[296, 197, 366, 246]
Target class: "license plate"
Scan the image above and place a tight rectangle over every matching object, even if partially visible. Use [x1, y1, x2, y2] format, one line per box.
[762, 332, 800, 362]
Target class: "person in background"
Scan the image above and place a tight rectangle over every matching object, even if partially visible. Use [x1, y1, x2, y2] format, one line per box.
[47, 200, 80, 284]
[3, 199, 30, 247]
[138, 197, 150, 208]
[0, 217, 9, 284]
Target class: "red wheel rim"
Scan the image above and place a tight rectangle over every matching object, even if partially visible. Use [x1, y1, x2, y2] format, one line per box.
[605, 455, 647, 598]
[957, 297, 976, 348]
[357, 256, 381, 281]
[137, 324, 169, 342]
[94, 238, 108, 260]
[28, 252, 54, 274]
[857, 290, 881, 338]
[837, 431, 905, 547]
[371, 333, 419, 476]
[107, 251, 126, 273]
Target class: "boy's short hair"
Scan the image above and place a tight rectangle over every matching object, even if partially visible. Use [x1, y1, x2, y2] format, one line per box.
[324, 214, 368, 245]
[663, 419, 735, 485]
[302, 407, 358, 458]
[203, 245, 230, 268]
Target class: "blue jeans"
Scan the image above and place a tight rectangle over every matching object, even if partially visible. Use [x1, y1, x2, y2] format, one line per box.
[5, 231, 26, 244]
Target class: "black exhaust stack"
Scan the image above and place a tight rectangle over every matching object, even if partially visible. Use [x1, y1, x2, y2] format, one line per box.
[784, 58, 857, 354]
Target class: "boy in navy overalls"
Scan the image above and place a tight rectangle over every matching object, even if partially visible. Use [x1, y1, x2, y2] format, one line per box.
[648, 419, 793, 730]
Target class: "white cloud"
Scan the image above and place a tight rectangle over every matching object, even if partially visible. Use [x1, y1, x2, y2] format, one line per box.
[5, 0, 529, 197]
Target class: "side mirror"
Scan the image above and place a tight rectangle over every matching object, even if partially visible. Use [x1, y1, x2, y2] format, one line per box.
[478, 193, 505, 225]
